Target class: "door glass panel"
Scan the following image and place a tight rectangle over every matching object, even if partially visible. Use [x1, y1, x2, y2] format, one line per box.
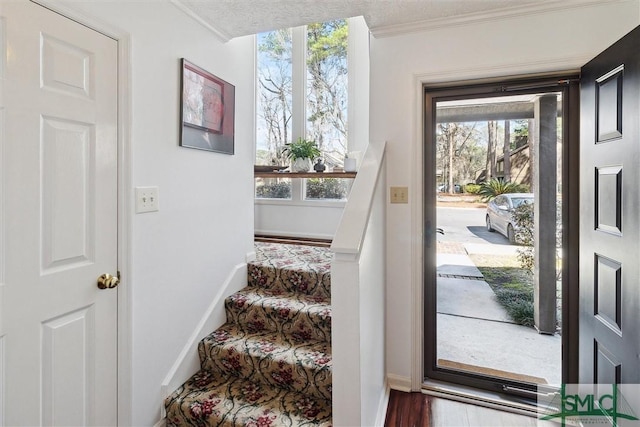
[435, 93, 563, 386]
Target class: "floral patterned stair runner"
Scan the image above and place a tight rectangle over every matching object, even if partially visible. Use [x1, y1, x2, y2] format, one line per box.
[165, 243, 333, 426]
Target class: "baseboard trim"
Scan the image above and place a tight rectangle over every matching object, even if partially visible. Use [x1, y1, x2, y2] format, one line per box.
[153, 418, 166, 427]
[159, 262, 248, 418]
[374, 381, 391, 427]
[387, 374, 412, 392]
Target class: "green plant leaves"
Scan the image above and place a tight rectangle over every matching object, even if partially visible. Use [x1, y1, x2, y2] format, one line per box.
[478, 178, 528, 201]
[281, 137, 321, 160]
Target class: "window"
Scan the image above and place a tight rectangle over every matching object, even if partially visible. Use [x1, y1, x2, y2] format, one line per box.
[305, 21, 348, 169]
[256, 29, 292, 167]
[255, 20, 350, 201]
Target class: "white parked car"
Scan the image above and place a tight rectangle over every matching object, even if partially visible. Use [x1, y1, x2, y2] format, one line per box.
[486, 193, 534, 244]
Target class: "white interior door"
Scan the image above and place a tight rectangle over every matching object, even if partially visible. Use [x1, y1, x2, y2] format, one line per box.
[1, 2, 118, 425]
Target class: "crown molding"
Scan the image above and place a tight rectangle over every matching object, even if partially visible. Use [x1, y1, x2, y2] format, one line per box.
[369, 0, 628, 38]
[170, 0, 232, 43]
[414, 54, 588, 85]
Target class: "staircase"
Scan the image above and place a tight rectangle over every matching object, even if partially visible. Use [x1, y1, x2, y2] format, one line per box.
[165, 242, 333, 426]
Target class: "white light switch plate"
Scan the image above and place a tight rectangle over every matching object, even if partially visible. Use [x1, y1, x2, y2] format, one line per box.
[135, 187, 159, 213]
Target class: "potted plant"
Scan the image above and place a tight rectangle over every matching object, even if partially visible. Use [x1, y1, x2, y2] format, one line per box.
[281, 137, 321, 172]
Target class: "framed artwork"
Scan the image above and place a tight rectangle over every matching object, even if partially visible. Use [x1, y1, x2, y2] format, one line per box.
[180, 58, 235, 154]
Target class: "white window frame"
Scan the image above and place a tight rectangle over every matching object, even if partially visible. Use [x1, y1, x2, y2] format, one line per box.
[255, 21, 355, 207]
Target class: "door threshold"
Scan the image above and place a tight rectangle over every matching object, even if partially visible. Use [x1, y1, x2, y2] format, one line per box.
[422, 379, 542, 418]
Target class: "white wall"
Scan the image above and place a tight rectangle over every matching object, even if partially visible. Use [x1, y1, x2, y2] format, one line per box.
[255, 202, 346, 239]
[254, 16, 370, 239]
[370, 1, 640, 388]
[358, 156, 387, 426]
[52, 1, 255, 425]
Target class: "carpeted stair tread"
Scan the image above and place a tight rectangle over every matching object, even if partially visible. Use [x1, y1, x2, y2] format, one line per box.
[248, 243, 332, 300]
[165, 369, 332, 427]
[225, 287, 331, 343]
[254, 242, 333, 274]
[166, 242, 333, 426]
[198, 323, 332, 400]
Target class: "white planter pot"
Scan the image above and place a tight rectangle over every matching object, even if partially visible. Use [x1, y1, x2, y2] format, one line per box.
[291, 157, 312, 172]
[344, 157, 357, 172]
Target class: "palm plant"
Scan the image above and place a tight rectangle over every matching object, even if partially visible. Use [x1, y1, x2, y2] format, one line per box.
[478, 178, 528, 202]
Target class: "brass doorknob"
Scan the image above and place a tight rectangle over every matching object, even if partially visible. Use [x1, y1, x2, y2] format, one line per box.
[97, 273, 120, 289]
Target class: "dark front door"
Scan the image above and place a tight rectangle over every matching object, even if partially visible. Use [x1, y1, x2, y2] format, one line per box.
[580, 26, 640, 385]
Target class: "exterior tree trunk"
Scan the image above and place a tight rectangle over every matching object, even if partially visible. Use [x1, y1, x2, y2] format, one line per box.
[486, 121, 498, 181]
[448, 130, 455, 194]
[528, 118, 536, 192]
[503, 120, 511, 182]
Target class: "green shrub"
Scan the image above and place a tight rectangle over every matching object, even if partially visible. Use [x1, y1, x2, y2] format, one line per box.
[464, 183, 481, 194]
[256, 182, 291, 199]
[495, 288, 535, 327]
[512, 203, 534, 269]
[305, 178, 348, 200]
[513, 202, 563, 277]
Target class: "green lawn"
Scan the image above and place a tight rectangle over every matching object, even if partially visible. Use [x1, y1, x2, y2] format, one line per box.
[468, 254, 535, 327]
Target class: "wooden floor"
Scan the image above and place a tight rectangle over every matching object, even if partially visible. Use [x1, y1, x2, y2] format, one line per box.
[385, 390, 430, 427]
[385, 390, 541, 427]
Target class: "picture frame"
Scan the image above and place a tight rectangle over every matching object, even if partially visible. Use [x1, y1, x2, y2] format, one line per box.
[180, 58, 235, 154]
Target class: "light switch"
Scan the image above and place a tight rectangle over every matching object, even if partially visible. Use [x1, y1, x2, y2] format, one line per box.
[135, 187, 159, 213]
[390, 186, 408, 204]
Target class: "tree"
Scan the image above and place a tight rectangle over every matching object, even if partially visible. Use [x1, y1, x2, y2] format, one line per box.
[513, 119, 529, 148]
[306, 20, 348, 160]
[486, 120, 498, 181]
[257, 29, 293, 165]
[503, 120, 511, 182]
[528, 118, 536, 193]
[436, 122, 482, 193]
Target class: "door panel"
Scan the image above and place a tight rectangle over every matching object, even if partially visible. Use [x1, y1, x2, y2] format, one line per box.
[580, 25, 640, 385]
[1, 2, 118, 425]
[42, 117, 95, 272]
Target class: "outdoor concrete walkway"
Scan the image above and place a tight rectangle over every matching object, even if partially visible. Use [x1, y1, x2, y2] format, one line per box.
[437, 246, 562, 385]
[437, 253, 483, 278]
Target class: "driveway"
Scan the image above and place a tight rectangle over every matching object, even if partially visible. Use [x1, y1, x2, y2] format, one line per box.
[435, 206, 561, 385]
[437, 206, 511, 245]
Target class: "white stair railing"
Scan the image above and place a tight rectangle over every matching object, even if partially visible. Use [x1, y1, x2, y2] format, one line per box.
[331, 140, 387, 427]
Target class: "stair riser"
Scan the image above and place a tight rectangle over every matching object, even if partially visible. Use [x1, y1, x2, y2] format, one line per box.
[199, 332, 332, 401]
[165, 370, 332, 427]
[224, 293, 331, 343]
[248, 264, 331, 300]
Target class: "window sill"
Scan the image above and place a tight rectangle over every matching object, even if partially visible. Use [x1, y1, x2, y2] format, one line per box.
[255, 198, 347, 208]
[254, 170, 356, 179]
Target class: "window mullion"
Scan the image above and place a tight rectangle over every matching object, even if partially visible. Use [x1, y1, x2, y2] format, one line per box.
[291, 25, 307, 142]
[292, 179, 304, 201]
[291, 25, 307, 202]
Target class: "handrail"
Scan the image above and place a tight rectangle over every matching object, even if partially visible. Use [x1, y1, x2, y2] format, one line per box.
[331, 140, 387, 255]
[330, 140, 387, 426]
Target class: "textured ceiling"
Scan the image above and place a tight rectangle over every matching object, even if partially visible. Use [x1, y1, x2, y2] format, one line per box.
[172, 0, 574, 41]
